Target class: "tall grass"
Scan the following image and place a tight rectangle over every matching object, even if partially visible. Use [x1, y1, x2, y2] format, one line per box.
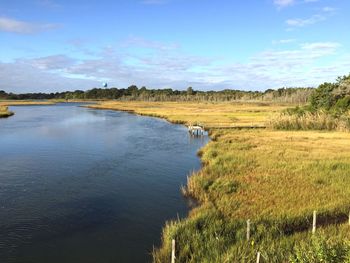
[88, 101, 350, 262]
[154, 129, 350, 262]
[268, 111, 350, 131]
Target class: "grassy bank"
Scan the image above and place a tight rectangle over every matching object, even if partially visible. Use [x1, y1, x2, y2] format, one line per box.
[89, 101, 350, 262]
[0, 105, 14, 118]
[88, 101, 293, 128]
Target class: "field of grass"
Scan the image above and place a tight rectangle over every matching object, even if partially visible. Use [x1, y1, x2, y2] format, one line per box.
[152, 129, 350, 262]
[88, 101, 350, 262]
[88, 101, 293, 128]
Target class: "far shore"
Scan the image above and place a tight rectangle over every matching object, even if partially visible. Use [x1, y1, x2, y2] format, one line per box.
[0, 100, 56, 106]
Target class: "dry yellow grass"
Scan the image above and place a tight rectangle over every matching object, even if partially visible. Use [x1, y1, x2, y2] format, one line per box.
[88, 101, 350, 222]
[88, 101, 294, 128]
[194, 129, 350, 220]
[89, 101, 350, 262]
[0, 100, 55, 106]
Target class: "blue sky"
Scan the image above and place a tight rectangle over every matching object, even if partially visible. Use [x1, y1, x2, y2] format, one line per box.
[0, 0, 349, 92]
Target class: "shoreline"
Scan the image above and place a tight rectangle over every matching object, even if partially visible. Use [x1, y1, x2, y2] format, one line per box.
[0, 101, 57, 118]
[4, 100, 350, 261]
[86, 101, 350, 262]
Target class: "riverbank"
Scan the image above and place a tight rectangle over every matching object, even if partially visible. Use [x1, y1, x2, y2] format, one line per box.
[0, 100, 56, 106]
[88, 101, 350, 262]
[87, 101, 293, 128]
[0, 101, 56, 118]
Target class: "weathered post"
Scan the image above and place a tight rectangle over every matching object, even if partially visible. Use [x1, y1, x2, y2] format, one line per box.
[256, 252, 261, 263]
[312, 210, 317, 234]
[247, 219, 251, 241]
[171, 239, 175, 263]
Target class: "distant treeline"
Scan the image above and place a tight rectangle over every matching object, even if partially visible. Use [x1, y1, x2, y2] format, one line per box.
[0, 86, 313, 103]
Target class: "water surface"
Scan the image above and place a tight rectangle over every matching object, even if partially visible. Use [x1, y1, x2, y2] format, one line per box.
[0, 104, 207, 263]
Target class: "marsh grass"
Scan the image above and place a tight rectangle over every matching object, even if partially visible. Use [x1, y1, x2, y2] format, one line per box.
[269, 111, 350, 131]
[87, 101, 350, 262]
[153, 130, 350, 262]
[0, 105, 14, 118]
[87, 101, 294, 128]
[0, 100, 55, 106]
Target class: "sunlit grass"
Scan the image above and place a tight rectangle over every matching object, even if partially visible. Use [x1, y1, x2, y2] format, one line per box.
[153, 129, 350, 262]
[87, 100, 350, 262]
[88, 101, 294, 128]
[0, 105, 14, 118]
[269, 111, 350, 131]
[0, 100, 55, 106]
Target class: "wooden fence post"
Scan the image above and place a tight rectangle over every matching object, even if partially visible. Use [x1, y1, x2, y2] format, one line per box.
[256, 252, 261, 263]
[312, 210, 317, 234]
[171, 239, 175, 263]
[247, 219, 251, 241]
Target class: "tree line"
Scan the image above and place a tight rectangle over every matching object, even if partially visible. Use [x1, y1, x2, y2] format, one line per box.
[0, 85, 313, 103]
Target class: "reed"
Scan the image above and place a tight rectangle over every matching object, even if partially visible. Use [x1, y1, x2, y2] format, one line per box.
[268, 111, 350, 131]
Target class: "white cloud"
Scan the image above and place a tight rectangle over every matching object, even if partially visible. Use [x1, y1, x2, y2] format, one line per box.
[0, 16, 58, 34]
[0, 61, 98, 93]
[274, 0, 324, 9]
[272, 39, 296, 45]
[22, 55, 76, 70]
[286, 14, 325, 27]
[286, 6, 336, 28]
[274, 0, 295, 8]
[1, 38, 347, 92]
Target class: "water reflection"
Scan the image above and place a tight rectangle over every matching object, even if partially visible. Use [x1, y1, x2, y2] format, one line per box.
[0, 104, 208, 263]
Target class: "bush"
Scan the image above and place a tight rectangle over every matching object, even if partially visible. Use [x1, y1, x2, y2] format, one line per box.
[290, 235, 350, 263]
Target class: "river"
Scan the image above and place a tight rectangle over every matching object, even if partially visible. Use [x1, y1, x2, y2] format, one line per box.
[0, 103, 207, 263]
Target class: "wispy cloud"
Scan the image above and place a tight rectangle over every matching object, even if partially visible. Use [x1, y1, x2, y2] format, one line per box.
[286, 6, 336, 28]
[23, 55, 76, 70]
[274, 0, 322, 9]
[274, 0, 295, 8]
[2, 37, 346, 92]
[286, 14, 326, 27]
[0, 16, 58, 34]
[272, 39, 296, 45]
[121, 36, 180, 51]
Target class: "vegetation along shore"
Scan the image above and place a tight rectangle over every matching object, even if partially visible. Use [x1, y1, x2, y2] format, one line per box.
[87, 74, 350, 262]
[2, 75, 350, 261]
